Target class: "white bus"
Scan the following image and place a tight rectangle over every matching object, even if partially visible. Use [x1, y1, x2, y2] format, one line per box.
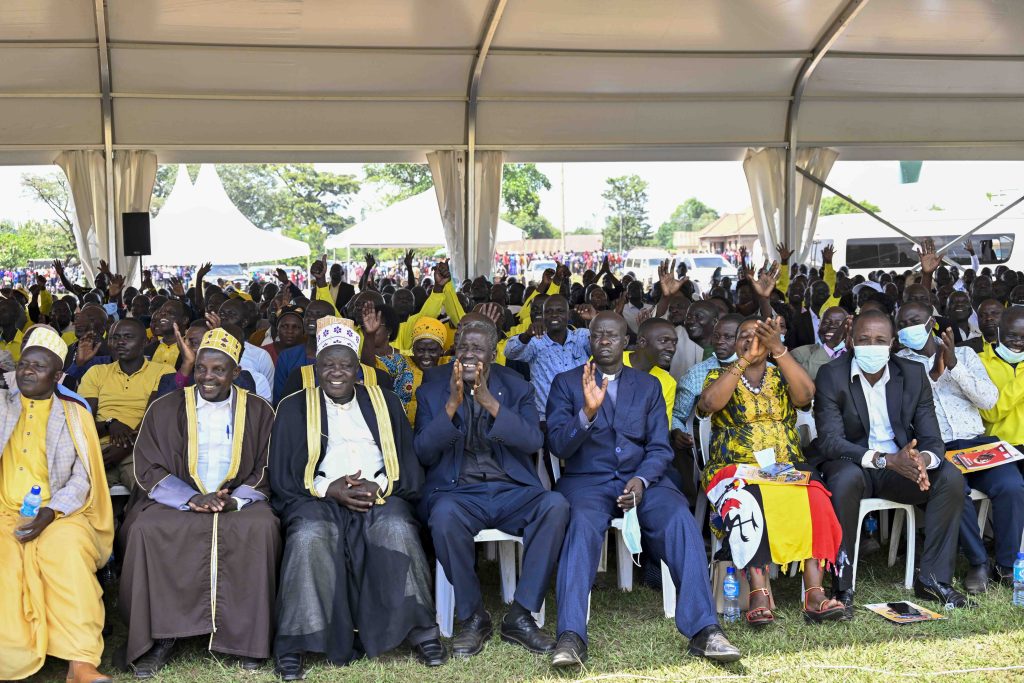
[808, 211, 1023, 279]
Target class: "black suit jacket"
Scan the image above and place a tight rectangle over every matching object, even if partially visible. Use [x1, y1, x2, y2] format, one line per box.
[935, 316, 984, 353]
[788, 309, 815, 350]
[813, 354, 945, 463]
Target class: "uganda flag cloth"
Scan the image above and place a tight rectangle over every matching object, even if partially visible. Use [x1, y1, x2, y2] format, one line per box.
[705, 464, 842, 571]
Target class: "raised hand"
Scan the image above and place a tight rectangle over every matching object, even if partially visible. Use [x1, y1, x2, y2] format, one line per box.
[940, 326, 957, 370]
[582, 362, 609, 420]
[539, 268, 554, 294]
[528, 319, 546, 339]
[205, 310, 222, 329]
[752, 261, 781, 299]
[52, 259, 65, 276]
[658, 259, 686, 297]
[744, 333, 768, 365]
[574, 303, 597, 323]
[173, 322, 196, 370]
[821, 244, 835, 265]
[404, 249, 415, 269]
[107, 273, 125, 298]
[965, 240, 975, 256]
[599, 255, 610, 275]
[473, 302, 504, 328]
[75, 333, 100, 365]
[776, 242, 793, 264]
[445, 360, 464, 418]
[754, 316, 786, 357]
[274, 267, 291, 285]
[919, 238, 941, 275]
[432, 260, 451, 291]
[364, 252, 376, 271]
[310, 254, 328, 283]
[168, 276, 186, 298]
[196, 262, 213, 284]
[98, 259, 112, 276]
[360, 301, 382, 337]
[738, 245, 748, 267]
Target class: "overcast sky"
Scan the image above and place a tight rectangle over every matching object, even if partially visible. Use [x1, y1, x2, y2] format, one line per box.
[2, 159, 1022, 231]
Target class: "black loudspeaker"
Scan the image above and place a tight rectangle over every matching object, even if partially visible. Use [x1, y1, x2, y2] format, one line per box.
[122, 212, 151, 256]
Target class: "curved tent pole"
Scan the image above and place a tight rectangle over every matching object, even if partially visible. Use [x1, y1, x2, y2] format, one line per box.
[784, 0, 869, 246]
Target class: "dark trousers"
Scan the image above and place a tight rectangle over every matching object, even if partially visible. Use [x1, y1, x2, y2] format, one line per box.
[819, 458, 965, 591]
[950, 438, 1024, 569]
[427, 482, 569, 621]
[555, 478, 718, 643]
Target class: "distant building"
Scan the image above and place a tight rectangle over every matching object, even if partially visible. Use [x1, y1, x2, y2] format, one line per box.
[697, 208, 757, 253]
[672, 230, 701, 252]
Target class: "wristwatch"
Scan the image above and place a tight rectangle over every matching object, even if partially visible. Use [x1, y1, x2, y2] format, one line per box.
[872, 452, 887, 469]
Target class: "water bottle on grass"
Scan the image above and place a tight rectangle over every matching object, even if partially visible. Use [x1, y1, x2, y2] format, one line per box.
[1013, 552, 1024, 607]
[723, 566, 740, 623]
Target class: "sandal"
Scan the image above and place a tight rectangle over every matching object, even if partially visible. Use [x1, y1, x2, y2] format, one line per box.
[803, 585, 846, 624]
[745, 587, 775, 628]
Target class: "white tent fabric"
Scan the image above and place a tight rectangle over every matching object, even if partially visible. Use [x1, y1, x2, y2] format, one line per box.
[743, 147, 838, 265]
[3, 1, 1024, 164]
[426, 151, 466, 279]
[149, 165, 310, 266]
[55, 150, 106, 282]
[325, 189, 522, 260]
[472, 151, 506, 280]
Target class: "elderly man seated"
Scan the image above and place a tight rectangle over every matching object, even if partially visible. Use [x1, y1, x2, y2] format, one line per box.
[271, 317, 444, 679]
[119, 328, 281, 678]
[0, 327, 114, 683]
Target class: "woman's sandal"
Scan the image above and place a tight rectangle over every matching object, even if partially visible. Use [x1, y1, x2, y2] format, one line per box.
[745, 587, 775, 628]
[802, 585, 847, 624]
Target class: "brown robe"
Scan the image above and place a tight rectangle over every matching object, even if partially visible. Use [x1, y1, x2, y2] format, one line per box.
[118, 387, 281, 662]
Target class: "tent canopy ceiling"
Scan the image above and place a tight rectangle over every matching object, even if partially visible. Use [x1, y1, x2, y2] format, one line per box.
[3, 0, 1024, 165]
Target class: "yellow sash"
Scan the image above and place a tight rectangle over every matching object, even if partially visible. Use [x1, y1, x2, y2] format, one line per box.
[183, 386, 248, 494]
[302, 385, 399, 501]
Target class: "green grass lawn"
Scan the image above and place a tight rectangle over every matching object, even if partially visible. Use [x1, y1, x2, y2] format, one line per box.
[25, 550, 1024, 683]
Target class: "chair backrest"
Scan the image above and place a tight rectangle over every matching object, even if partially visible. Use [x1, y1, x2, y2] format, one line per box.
[795, 407, 817, 445]
[698, 416, 712, 470]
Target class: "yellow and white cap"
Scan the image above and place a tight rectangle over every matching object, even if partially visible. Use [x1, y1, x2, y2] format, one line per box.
[23, 325, 68, 364]
[198, 327, 242, 364]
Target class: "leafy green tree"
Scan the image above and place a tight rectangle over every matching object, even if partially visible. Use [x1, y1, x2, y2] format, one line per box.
[654, 198, 719, 248]
[0, 220, 76, 269]
[19, 172, 78, 255]
[364, 163, 433, 204]
[819, 195, 881, 216]
[602, 175, 651, 251]
[501, 163, 554, 239]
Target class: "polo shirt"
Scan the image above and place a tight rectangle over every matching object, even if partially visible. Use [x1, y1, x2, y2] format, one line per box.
[78, 359, 174, 429]
[979, 343, 1024, 445]
[0, 329, 25, 363]
[623, 351, 675, 425]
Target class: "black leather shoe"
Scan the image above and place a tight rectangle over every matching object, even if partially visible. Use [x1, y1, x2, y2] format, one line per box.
[274, 652, 305, 681]
[687, 625, 741, 663]
[964, 564, 990, 595]
[500, 609, 556, 654]
[412, 638, 449, 666]
[833, 588, 855, 621]
[131, 639, 176, 679]
[238, 656, 263, 671]
[551, 631, 587, 668]
[452, 610, 493, 658]
[914, 575, 976, 609]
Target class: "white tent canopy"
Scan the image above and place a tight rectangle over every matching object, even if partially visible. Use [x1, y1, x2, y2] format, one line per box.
[149, 164, 310, 265]
[325, 189, 522, 250]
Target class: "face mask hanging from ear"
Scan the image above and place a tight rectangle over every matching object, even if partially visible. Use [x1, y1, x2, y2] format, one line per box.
[621, 493, 643, 567]
[996, 332, 1024, 364]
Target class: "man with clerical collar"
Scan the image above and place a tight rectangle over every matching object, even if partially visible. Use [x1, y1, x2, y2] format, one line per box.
[119, 327, 281, 678]
[270, 316, 444, 679]
[0, 326, 115, 683]
[545, 311, 740, 667]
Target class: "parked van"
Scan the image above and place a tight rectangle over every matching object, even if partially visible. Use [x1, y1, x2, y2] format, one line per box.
[621, 248, 671, 285]
[811, 211, 1022, 278]
[679, 253, 738, 293]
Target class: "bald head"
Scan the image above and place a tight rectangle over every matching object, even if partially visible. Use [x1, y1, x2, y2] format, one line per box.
[590, 310, 628, 336]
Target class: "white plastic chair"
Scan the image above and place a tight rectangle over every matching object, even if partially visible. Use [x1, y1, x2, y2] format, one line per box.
[795, 408, 817, 445]
[969, 488, 992, 535]
[851, 498, 916, 590]
[434, 529, 545, 638]
[587, 520, 676, 621]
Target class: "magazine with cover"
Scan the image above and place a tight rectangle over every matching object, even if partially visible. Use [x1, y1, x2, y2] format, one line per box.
[734, 464, 810, 486]
[945, 441, 1024, 473]
[865, 601, 944, 625]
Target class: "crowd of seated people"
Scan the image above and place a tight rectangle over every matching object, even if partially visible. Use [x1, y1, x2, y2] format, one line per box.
[2, 236, 1022, 682]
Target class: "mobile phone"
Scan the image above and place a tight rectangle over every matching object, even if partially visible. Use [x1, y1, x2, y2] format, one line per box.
[886, 601, 921, 617]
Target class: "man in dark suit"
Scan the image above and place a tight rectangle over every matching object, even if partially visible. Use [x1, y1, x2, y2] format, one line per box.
[815, 309, 970, 613]
[414, 317, 569, 659]
[788, 279, 832, 350]
[544, 311, 739, 667]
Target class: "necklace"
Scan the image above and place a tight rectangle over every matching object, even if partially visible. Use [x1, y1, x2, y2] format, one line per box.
[740, 370, 766, 395]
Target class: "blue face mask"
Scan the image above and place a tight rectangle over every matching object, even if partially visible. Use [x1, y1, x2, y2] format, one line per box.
[853, 344, 890, 374]
[897, 322, 932, 351]
[720, 352, 739, 363]
[996, 333, 1024, 364]
[621, 494, 642, 566]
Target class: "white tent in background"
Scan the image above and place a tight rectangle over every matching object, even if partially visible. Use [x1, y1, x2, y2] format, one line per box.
[148, 164, 311, 266]
[325, 190, 523, 250]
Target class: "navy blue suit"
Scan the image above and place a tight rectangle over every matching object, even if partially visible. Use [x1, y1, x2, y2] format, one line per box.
[546, 365, 718, 642]
[415, 364, 569, 620]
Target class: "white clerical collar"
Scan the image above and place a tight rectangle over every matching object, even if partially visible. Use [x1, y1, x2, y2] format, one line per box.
[601, 370, 621, 383]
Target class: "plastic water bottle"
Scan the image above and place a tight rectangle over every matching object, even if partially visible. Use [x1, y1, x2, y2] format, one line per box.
[1013, 552, 1024, 607]
[16, 485, 42, 537]
[865, 514, 879, 538]
[723, 566, 741, 623]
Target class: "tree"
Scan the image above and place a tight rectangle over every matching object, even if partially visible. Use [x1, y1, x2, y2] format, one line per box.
[654, 197, 719, 248]
[20, 172, 78, 255]
[0, 220, 76, 269]
[364, 163, 433, 204]
[501, 163, 554, 239]
[601, 175, 651, 251]
[819, 195, 881, 216]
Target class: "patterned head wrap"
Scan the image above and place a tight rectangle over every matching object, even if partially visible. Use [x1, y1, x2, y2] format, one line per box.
[316, 316, 360, 356]
[198, 327, 242, 364]
[412, 317, 446, 346]
[23, 325, 67, 363]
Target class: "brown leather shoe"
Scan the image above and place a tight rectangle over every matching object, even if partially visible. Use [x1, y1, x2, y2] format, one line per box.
[66, 660, 113, 683]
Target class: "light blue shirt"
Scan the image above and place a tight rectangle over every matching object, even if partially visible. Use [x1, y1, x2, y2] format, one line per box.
[505, 328, 591, 419]
[671, 356, 722, 431]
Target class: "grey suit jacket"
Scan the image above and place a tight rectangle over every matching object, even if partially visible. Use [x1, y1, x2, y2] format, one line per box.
[792, 344, 841, 381]
[0, 388, 91, 516]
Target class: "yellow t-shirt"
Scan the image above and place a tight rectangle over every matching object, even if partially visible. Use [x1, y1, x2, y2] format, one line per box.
[0, 329, 25, 363]
[61, 329, 77, 346]
[979, 343, 1024, 445]
[78, 359, 175, 430]
[150, 341, 180, 368]
[0, 396, 53, 511]
[623, 351, 676, 426]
